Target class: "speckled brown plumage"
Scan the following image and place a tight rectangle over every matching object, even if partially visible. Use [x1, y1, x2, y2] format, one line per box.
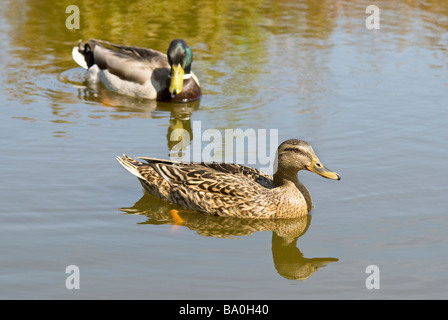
[117, 139, 340, 218]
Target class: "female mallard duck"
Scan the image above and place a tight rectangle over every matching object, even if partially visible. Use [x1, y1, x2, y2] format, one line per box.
[117, 139, 340, 218]
[72, 39, 201, 102]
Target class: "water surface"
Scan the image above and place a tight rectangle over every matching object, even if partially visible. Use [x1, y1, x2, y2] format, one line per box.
[1, 0, 447, 299]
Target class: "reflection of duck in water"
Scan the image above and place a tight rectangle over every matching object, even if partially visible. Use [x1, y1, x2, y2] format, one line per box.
[119, 193, 338, 280]
[271, 230, 338, 281]
[159, 101, 198, 154]
[68, 82, 199, 153]
[72, 39, 201, 102]
[117, 139, 340, 218]
[167, 116, 192, 152]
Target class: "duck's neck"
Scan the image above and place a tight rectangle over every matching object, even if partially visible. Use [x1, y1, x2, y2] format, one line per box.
[274, 170, 313, 211]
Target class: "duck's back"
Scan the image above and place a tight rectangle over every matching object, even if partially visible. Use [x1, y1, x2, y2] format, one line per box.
[118, 156, 284, 218]
[73, 40, 170, 99]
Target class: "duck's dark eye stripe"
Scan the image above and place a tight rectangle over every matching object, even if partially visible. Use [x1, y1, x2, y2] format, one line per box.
[284, 147, 303, 154]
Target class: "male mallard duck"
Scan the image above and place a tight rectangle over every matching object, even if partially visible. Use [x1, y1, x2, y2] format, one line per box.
[72, 39, 201, 102]
[117, 139, 340, 218]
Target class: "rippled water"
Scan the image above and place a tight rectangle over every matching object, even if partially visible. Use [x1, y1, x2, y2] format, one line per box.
[1, 0, 447, 299]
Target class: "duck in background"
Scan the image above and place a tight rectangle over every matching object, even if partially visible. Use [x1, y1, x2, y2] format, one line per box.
[72, 39, 201, 102]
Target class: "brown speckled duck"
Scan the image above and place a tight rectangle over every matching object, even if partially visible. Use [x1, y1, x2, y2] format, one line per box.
[72, 39, 201, 102]
[117, 139, 340, 218]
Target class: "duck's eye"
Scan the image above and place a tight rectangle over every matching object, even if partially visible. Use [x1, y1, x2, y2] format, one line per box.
[293, 148, 300, 153]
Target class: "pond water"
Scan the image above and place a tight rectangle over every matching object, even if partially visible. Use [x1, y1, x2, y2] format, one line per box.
[1, 0, 447, 299]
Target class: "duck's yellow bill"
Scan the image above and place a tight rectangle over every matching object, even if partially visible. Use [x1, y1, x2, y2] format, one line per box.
[169, 64, 184, 96]
[307, 158, 341, 180]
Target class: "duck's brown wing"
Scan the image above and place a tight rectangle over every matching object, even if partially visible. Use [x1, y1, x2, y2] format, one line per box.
[150, 162, 271, 216]
[117, 156, 275, 217]
[137, 157, 274, 188]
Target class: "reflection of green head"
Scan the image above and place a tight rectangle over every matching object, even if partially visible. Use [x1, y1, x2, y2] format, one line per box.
[167, 119, 193, 152]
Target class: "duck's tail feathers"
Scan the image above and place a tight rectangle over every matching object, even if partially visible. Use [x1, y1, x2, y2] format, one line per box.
[72, 40, 94, 69]
[117, 155, 146, 180]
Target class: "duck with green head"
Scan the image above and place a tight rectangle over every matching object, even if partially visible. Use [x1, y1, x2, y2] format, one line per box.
[72, 39, 201, 102]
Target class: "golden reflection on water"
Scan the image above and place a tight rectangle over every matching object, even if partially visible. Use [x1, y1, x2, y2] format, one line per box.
[5, 0, 448, 57]
[120, 193, 338, 280]
[1, 0, 445, 115]
[3, 0, 448, 114]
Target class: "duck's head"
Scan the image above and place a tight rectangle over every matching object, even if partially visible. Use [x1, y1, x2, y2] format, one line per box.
[274, 139, 341, 180]
[167, 39, 193, 97]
